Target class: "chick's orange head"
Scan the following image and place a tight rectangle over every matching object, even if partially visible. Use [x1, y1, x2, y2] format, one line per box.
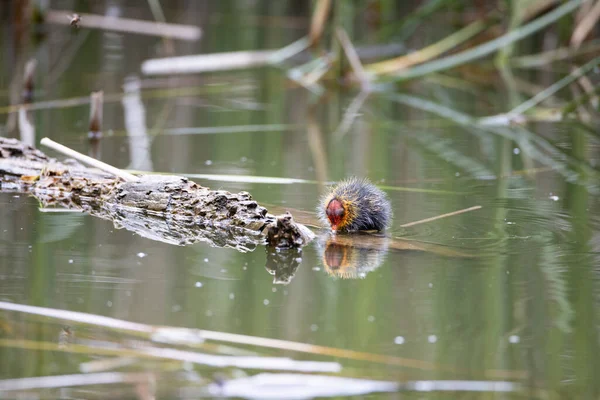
[325, 198, 346, 231]
[319, 177, 390, 232]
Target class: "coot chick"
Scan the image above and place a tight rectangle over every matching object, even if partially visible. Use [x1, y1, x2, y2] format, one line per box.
[318, 177, 392, 232]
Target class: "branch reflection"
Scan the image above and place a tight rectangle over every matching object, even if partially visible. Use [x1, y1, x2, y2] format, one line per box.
[265, 247, 302, 285]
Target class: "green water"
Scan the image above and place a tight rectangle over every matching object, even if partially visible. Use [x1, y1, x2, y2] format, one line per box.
[1, 1, 600, 399]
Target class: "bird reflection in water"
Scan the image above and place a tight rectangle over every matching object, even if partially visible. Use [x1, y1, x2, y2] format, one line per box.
[264, 233, 388, 283]
[318, 233, 389, 279]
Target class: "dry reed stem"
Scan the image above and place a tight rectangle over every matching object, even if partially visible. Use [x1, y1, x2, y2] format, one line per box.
[0, 301, 440, 372]
[309, 0, 332, 46]
[400, 206, 482, 228]
[40, 138, 139, 182]
[0, 371, 154, 391]
[571, 0, 600, 48]
[365, 20, 486, 75]
[142, 50, 276, 75]
[45, 10, 201, 41]
[336, 28, 370, 88]
[88, 91, 103, 134]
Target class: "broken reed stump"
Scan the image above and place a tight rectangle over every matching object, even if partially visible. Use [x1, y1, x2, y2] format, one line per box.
[22, 59, 36, 104]
[88, 91, 103, 139]
[0, 137, 314, 251]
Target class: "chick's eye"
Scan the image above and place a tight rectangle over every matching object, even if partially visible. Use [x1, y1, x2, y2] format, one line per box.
[334, 207, 344, 217]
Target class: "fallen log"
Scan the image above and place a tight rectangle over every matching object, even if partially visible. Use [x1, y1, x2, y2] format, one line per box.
[0, 137, 314, 252]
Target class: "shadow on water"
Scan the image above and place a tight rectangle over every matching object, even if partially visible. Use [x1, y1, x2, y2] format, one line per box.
[1, 1, 600, 399]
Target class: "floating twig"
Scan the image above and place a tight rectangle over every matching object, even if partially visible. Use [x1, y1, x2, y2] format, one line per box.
[0, 338, 339, 375]
[0, 372, 153, 392]
[213, 373, 399, 398]
[142, 50, 276, 75]
[46, 10, 201, 41]
[400, 206, 482, 228]
[214, 374, 518, 397]
[0, 301, 437, 372]
[165, 124, 297, 136]
[40, 137, 138, 182]
[142, 35, 320, 76]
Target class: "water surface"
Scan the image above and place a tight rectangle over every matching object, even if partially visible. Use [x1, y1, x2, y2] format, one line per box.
[1, 2, 600, 399]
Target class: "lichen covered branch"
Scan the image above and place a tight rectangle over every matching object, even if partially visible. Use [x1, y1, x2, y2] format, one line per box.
[0, 137, 314, 251]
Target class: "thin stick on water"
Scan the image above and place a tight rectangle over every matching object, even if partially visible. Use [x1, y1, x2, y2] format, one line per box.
[400, 205, 482, 228]
[0, 338, 340, 374]
[45, 10, 201, 41]
[0, 372, 153, 391]
[38, 208, 84, 213]
[0, 301, 437, 371]
[142, 50, 277, 75]
[40, 137, 139, 182]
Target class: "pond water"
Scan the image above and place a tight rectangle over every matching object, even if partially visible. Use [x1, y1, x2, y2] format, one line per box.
[1, 1, 600, 399]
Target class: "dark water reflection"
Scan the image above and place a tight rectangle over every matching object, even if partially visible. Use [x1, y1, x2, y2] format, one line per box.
[2, 1, 600, 399]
